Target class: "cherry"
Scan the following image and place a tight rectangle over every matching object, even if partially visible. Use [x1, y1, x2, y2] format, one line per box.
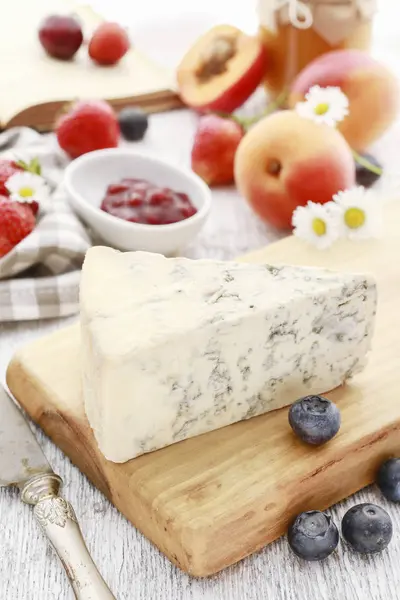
[38, 15, 83, 60]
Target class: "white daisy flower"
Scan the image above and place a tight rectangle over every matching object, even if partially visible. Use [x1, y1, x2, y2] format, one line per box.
[292, 201, 340, 249]
[333, 187, 383, 240]
[295, 85, 349, 127]
[6, 172, 49, 207]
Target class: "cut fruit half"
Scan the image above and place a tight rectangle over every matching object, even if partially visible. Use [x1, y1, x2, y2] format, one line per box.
[177, 24, 267, 113]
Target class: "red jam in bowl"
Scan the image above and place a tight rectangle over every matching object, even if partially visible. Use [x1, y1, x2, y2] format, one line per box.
[100, 178, 198, 225]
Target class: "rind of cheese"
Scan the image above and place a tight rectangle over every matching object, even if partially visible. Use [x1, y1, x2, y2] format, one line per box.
[80, 247, 377, 463]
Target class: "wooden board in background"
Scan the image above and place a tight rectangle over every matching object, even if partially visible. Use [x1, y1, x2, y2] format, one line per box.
[6, 200, 400, 577]
[0, 0, 182, 130]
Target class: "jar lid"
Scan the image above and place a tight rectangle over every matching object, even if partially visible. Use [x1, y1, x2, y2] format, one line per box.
[259, 0, 377, 45]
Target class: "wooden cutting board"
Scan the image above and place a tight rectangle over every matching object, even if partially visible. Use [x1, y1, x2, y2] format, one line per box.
[0, 0, 181, 130]
[6, 199, 400, 577]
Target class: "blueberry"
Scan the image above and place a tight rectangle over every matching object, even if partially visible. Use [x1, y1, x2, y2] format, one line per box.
[288, 395, 341, 445]
[288, 510, 339, 561]
[355, 152, 382, 188]
[377, 458, 400, 502]
[118, 107, 149, 141]
[342, 503, 393, 554]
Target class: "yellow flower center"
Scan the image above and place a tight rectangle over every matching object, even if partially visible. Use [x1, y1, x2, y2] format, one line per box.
[344, 207, 365, 229]
[314, 102, 330, 115]
[18, 186, 35, 198]
[312, 217, 327, 236]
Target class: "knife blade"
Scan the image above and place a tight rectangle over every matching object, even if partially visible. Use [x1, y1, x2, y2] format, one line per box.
[0, 386, 116, 600]
[0, 386, 51, 487]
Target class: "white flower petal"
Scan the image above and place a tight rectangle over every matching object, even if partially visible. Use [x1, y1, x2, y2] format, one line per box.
[292, 201, 340, 249]
[5, 171, 48, 204]
[294, 85, 349, 127]
[333, 186, 383, 240]
[9, 193, 34, 205]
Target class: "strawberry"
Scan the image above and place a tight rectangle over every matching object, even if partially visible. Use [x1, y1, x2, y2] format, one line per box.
[56, 100, 120, 158]
[29, 201, 40, 216]
[0, 198, 36, 258]
[191, 115, 244, 186]
[88, 22, 130, 66]
[0, 160, 23, 196]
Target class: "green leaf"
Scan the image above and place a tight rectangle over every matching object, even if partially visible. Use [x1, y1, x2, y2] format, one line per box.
[352, 150, 383, 176]
[14, 156, 42, 175]
[29, 157, 42, 175]
[15, 159, 29, 170]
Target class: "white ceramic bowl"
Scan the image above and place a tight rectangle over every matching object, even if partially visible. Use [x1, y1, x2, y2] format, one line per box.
[64, 148, 212, 255]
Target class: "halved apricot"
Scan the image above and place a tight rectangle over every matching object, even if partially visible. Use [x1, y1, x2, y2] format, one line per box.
[177, 25, 267, 113]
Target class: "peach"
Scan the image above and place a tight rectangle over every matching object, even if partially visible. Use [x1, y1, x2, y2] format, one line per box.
[191, 115, 244, 186]
[289, 49, 399, 151]
[234, 110, 355, 230]
[177, 25, 267, 113]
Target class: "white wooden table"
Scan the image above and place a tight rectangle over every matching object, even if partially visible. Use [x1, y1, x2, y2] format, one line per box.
[2, 108, 400, 600]
[3, 2, 400, 595]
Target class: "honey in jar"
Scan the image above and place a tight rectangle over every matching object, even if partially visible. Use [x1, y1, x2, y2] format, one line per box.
[258, 0, 377, 97]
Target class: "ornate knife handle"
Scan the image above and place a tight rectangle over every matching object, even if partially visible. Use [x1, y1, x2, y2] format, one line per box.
[20, 473, 116, 600]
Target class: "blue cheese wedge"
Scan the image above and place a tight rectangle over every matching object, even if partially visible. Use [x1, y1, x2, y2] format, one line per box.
[80, 246, 377, 463]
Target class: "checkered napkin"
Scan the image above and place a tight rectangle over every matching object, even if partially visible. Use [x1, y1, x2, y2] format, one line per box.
[0, 128, 92, 322]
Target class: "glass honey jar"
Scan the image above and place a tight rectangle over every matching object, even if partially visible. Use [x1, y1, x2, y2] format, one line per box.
[258, 0, 377, 98]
